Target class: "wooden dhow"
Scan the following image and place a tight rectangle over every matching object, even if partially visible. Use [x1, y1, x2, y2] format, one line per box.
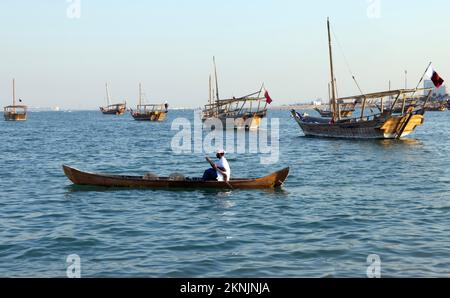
[99, 83, 127, 115]
[130, 83, 168, 121]
[62, 165, 289, 189]
[4, 79, 27, 121]
[201, 57, 272, 130]
[291, 18, 433, 140]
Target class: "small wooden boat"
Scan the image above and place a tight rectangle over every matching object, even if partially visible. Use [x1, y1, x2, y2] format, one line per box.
[201, 57, 271, 130]
[99, 83, 127, 115]
[4, 79, 27, 121]
[130, 83, 168, 121]
[62, 165, 289, 189]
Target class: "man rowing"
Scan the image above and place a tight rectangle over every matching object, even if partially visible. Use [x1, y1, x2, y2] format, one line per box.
[203, 149, 231, 182]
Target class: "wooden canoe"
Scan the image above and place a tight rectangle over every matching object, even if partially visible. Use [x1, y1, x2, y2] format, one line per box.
[62, 165, 289, 190]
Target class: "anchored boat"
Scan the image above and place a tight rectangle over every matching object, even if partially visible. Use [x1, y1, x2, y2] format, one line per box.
[425, 101, 446, 112]
[99, 83, 127, 115]
[201, 57, 272, 130]
[315, 83, 355, 118]
[4, 79, 27, 121]
[130, 83, 168, 121]
[62, 165, 289, 189]
[291, 18, 432, 140]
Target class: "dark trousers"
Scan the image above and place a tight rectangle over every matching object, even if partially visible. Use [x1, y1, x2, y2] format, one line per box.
[202, 168, 218, 181]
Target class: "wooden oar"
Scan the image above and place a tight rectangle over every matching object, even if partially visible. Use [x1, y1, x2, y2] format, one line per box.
[205, 156, 233, 190]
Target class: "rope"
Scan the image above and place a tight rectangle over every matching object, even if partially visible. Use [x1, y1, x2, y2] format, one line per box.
[331, 26, 365, 96]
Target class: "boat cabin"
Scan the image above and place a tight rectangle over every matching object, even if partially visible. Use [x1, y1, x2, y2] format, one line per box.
[4, 105, 27, 121]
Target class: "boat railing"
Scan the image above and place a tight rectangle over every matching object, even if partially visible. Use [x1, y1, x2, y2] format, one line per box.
[4, 105, 27, 114]
[136, 104, 166, 113]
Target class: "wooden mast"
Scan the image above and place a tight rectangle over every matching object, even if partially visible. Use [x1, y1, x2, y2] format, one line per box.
[208, 75, 212, 105]
[139, 83, 142, 107]
[213, 56, 220, 101]
[105, 83, 111, 107]
[12, 78, 16, 107]
[327, 18, 338, 121]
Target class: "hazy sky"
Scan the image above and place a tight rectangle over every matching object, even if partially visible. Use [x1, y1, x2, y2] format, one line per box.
[0, 0, 448, 109]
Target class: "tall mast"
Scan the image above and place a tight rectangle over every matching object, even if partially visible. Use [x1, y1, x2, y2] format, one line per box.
[327, 18, 338, 120]
[208, 75, 212, 105]
[12, 78, 16, 106]
[105, 83, 111, 106]
[213, 56, 220, 101]
[139, 83, 142, 107]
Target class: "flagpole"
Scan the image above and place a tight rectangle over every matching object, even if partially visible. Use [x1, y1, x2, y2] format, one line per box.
[415, 62, 432, 91]
[410, 62, 432, 98]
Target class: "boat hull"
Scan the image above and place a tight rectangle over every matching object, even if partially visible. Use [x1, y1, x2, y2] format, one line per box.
[62, 165, 289, 189]
[202, 113, 265, 130]
[131, 111, 167, 121]
[100, 104, 127, 115]
[291, 110, 424, 139]
[4, 112, 27, 121]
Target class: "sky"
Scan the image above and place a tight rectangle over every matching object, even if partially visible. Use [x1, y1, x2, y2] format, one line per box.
[0, 0, 449, 109]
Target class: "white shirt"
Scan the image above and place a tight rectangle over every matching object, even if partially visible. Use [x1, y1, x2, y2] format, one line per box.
[216, 156, 231, 182]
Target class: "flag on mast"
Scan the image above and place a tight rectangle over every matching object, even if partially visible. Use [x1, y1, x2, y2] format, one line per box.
[426, 64, 445, 88]
[263, 88, 273, 104]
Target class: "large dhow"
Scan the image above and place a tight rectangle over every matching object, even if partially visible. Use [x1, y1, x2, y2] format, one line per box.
[99, 83, 127, 115]
[62, 165, 289, 190]
[4, 79, 27, 121]
[291, 18, 433, 139]
[201, 57, 273, 130]
[131, 83, 168, 121]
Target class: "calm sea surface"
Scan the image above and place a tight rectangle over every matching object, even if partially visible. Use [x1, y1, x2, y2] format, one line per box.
[1, 109, 450, 277]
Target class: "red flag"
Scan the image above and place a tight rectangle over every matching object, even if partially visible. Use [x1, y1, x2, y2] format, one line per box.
[426, 65, 445, 88]
[431, 71, 444, 88]
[264, 89, 273, 104]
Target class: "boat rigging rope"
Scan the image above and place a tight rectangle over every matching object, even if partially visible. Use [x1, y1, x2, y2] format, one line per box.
[332, 25, 376, 114]
[331, 26, 365, 97]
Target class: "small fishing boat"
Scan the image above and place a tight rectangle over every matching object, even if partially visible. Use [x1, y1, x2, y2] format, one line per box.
[201, 57, 272, 130]
[62, 165, 289, 189]
[99, 83, 127, 115]
[130, 83, 168, 121]
[4, 79, 27, 121]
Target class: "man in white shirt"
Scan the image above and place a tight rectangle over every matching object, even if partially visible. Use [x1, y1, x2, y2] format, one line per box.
[214, 149, 231, 182]
[202, 149, 231, 181]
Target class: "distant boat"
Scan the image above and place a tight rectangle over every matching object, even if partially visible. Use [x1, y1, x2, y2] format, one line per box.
[4, 79, 27, 121]
[130, 83, 168, 121]
[201, 57, 270, 130]
[291, 18, 433, 139]
[315, 83, 355, 118]
[99, 83, 126, 115]
[425, 101, 446, 112]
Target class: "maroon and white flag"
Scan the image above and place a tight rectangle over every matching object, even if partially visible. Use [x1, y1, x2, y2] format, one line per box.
[263, 88, 273, 104]
[426, 65, 445, 88]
